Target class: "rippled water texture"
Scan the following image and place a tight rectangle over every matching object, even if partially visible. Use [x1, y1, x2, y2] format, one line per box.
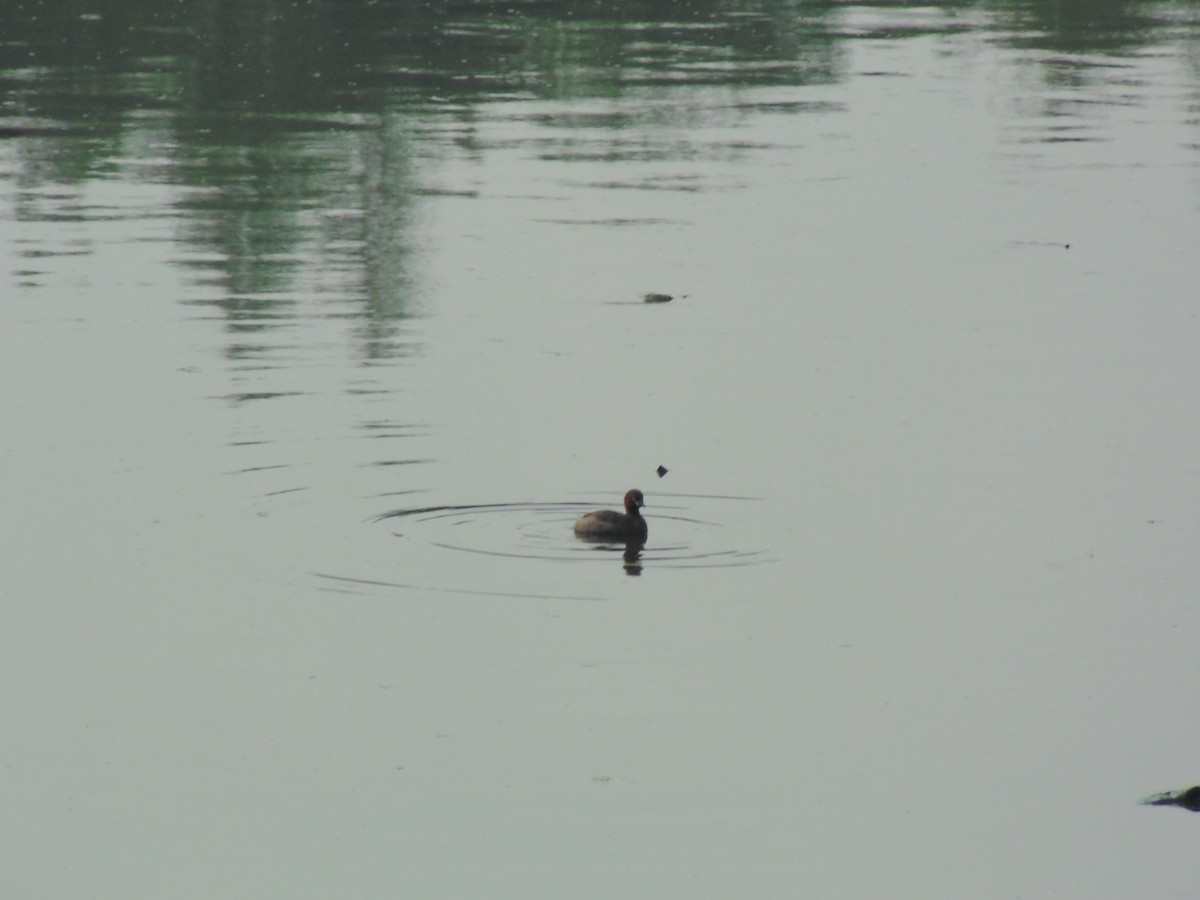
[3, 3, 1200, 898]
[370, 492, 771, 574]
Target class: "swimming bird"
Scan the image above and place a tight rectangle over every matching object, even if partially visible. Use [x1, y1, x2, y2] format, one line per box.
[573, 489, 647, 543]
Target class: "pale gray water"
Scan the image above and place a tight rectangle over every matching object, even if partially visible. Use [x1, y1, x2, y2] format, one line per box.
[3, 3, 1200, 898]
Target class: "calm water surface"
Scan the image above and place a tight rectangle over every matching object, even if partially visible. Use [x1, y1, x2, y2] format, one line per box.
[3, 2, 1200, 898]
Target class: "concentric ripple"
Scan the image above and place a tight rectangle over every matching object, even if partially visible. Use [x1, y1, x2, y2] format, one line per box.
[372, 493, 773, 570]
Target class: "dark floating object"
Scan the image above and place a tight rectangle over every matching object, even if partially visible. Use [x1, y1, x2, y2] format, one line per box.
[643, 292, 673, 303]
[656, 465, 668, 478]
[1139, 786, 1200, 812]
[573, 488, 647, 543]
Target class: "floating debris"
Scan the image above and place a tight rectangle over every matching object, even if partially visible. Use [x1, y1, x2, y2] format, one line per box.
[1139, 786, 1200, 812]
[643, 292, 673, 303]
[656, 465, 668, 478]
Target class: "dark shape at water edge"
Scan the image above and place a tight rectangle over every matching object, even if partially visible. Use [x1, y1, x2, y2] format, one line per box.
[656, 465, 668, 478]
[1139, 786, 1200, 812]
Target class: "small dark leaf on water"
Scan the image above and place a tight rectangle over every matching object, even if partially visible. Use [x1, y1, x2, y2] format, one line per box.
[656, 465, 668, 478]
[1139, 786, 1200, 812]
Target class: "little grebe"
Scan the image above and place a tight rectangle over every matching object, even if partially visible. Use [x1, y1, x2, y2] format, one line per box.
[573, 489, 647, 543]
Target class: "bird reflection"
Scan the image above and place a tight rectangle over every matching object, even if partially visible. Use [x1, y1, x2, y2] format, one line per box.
[622, 541, 644, 576]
